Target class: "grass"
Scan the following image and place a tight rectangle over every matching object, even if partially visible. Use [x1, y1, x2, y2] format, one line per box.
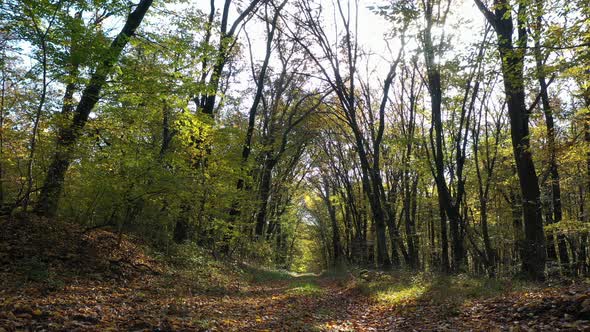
[286, 279, 325, 297]
[426, 274, 516, 302]
[357, 272, 428, 305]
[369, 282, 428, 304]
[243, 265, 326, 296]
[244, 266, 294, 283]
[356, 271, 521, 307]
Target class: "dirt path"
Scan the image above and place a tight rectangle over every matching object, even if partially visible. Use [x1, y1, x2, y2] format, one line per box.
[1, 271, 590, 331]
[1, 273, 363, 331]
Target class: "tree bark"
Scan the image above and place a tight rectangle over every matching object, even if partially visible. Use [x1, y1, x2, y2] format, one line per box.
[322, 180, 343, 267]
[439, 198, 450, 273]
[0, 51, 5, 207]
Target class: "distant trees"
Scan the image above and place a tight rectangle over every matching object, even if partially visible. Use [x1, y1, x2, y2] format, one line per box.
[303, 0, 589, 279]
[291, 0, 410, 269]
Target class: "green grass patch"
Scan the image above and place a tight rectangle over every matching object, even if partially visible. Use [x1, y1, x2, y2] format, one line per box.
[369, 282, 427, 304]
[357, 273, 427, 305]
[426, 274, 515, 302]
[356, 271, 520, 306]
[244, 266, 294, 283]
[286, 280, 325, 297]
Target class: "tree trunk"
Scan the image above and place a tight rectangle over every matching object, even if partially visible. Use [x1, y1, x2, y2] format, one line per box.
[439, 199, 450, 273]
[349, 125, 390, 269]
[383, 180, 402, 268]
[480, 198, 495, 276]
[35, 0, 154, 217]
[0, 57, 5, 207]
[509, 189, 526, 269]
[254, 156, 275, 237]
[474, 0, 546, 280]
[423, 2, 465, 272]
[404, 174, 419, 269]
[580, 90, 590, 275]
[323, 181, 343, 267]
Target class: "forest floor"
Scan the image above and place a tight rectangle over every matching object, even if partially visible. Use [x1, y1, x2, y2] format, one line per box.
[1, 216, 590, 331]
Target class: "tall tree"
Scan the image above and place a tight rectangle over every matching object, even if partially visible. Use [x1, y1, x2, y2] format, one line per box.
[195, 0, 264, 116]
[474, 0, 546, 280]
[35, 0, 154, 217]
[531, 0, 570, 273]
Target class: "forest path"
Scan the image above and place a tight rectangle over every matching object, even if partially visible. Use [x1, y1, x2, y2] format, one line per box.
[2, 219, 588, 331]
[156, 272, 400, 331]
[2, 270, 590, 331]
[1, 271, 372, 331]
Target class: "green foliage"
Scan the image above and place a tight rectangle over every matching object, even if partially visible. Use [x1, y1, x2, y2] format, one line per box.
[156, 243, 243, 294]
[1, 0, 590, 282]
[16, 256, 66, 290]
[545, 220, 590, 235]
[20, 256, 49, 282]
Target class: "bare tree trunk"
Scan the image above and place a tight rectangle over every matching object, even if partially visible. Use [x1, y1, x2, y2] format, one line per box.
[403, 173, 419, 269]
[507, 188, 525, 270]
[423, 0, 466, 272]
[255, 156, 275, 237]
[383, 173, 402, 268]
[473, 98, 502, 276]
[580, 91, 590, 275]
[322, 180, 343, 267]
[439, 198, 450, 273]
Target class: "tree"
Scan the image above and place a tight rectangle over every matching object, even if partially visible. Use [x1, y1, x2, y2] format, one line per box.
[474, 0, 546, 280]
[290, 0, 409, 269]
[36, 0, 154, 217]
[195, 0, 264, 117]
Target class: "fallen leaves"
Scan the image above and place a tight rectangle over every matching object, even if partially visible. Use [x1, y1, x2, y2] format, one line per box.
[1, 217, 590, 331]
[2, 267, 590, 331]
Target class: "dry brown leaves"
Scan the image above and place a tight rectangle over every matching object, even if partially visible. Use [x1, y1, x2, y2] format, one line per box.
[1, 217, 589, 331]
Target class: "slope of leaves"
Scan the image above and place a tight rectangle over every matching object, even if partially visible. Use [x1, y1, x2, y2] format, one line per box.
[0, 215, 162, 285]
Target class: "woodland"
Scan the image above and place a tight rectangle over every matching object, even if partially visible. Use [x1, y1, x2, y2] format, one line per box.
[0, 0, 590, 330]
